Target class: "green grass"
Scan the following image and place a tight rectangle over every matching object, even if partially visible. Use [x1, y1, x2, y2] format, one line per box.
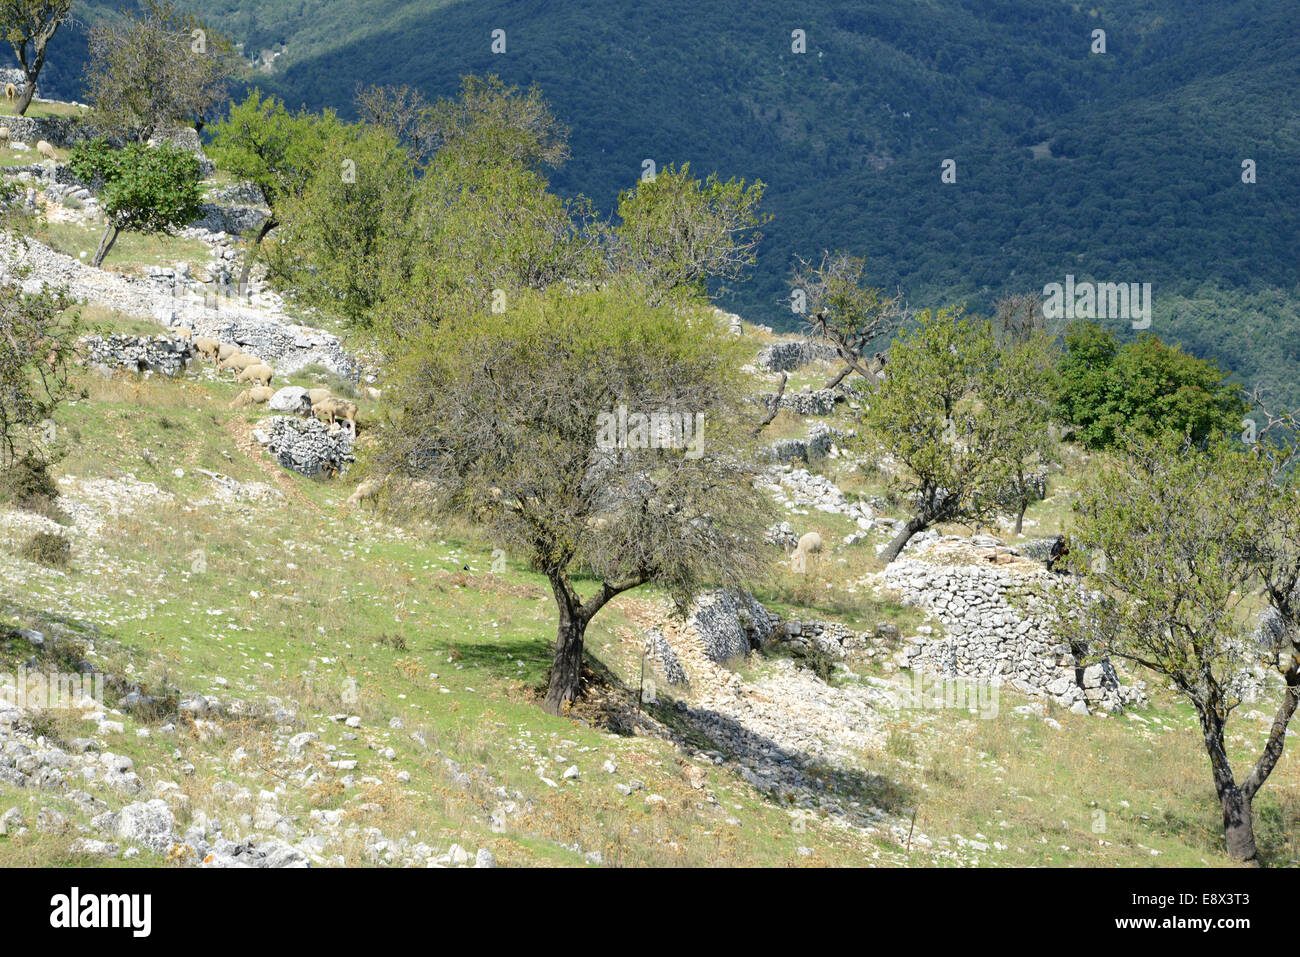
[26, 219, 211, 273]
[0, 101, 89, 119]
[0, 315, 1295, 867]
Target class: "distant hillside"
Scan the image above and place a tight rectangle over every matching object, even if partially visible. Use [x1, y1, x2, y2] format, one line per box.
[27, 0, 1300, 404]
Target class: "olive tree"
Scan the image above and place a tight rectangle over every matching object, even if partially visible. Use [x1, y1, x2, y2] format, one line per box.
[84, 0, 236, 141]
[1056, 430, 1300, 863]
[791, 250, 906, 389]
[376, 287, 772, 714]
[862, 307, 1025, 562]
[0, 0, 72, 115]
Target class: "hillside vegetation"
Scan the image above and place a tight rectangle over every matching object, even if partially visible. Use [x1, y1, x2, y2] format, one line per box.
[0, 0, 1296, 871]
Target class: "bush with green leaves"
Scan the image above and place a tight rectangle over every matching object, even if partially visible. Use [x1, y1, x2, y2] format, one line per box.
[68, 140, 202, 267]
[18, 529, 69, 568]
[1054, 321, 1248, 449]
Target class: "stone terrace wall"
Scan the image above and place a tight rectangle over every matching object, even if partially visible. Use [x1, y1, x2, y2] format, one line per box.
[883, 551, 1147, 713]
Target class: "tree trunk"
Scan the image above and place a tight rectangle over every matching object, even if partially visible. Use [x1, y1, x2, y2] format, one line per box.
[14, 80, 36, 117]
[1198, 707, 1261, 863]
[92, 224, 119, 268]
[544, 610, 587, 715]
[880, 514, 928, 564]
[1014, 501, 1026, 535]
[1219, 785, 1258, 864]
[238, 217, 277, 289]
[540, 566, 646, 716]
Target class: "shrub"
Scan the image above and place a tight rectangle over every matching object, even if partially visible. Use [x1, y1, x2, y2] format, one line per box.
[791, 642, 837, 683]
[19, 531, 71, 568]
[0, 451, 64, 520]
[1054, 321, 1248, 449]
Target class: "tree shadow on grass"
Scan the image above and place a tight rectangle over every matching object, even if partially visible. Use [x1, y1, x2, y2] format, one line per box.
[381, 626, 917, 836]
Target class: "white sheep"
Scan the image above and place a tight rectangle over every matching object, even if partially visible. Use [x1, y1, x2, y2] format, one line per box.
[790, 531, 823, 573]
[3, 83, 14, 104]
[36, 140, 56, 161]
[346, 478, 383, 507]
[306, 387, 332, 407]
[0, 128, 10, 148]
[172, 326, 192, 341]
[218, 352, 262, 374]
[236, 363, 273, 387]
[194, 337, 220, 362]
[216, 342, 239, 363]
[313, 396, 358, 430]
[229, 386, 275, 408]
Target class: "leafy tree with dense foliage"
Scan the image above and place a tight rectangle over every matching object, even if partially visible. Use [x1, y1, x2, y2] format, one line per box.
[262, 121, 414, 327]
[610, 162, 767, 305]
[0, 0, 71, 115]
[84, 0, 237, 141]
[208, 90, 347, 287]
[1054, 321, 1247, 450]
[69, 139, 203, 266]
[1056, 430, 1300, 863]
[863, 307, 1039, 561]
[376, 287, 772, 714]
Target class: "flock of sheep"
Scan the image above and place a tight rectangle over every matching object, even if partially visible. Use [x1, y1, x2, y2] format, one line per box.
[189, 335, 359, 430]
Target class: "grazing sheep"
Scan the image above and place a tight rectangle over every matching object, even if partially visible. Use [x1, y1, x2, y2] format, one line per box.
[194, 337, 220, 361]
[3, 83, 14, 103]
[36, 140, 56, 161]
[172, 327, 193, 341]
[216, 343, 239, 363]
[218, 352, 262, 374]
[363, 387, 381, 401]
[229, 386, 275, 408]
[236, 363, 273, 387]
[306, 388, 332, 407]
[0, 128, 9, 147]
[790, 531, 823, 572]
[346, 478, 383, 507]
[313, 396, 358, 430]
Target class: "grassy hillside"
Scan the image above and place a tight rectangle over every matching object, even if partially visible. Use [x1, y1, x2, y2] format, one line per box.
[3, 296, 1297, 866]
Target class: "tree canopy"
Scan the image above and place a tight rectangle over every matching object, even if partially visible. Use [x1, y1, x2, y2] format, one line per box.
[1054, 321, 1248, 449]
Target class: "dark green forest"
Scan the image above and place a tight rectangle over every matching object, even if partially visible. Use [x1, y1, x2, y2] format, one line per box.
[24, 0, 1300, 404]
